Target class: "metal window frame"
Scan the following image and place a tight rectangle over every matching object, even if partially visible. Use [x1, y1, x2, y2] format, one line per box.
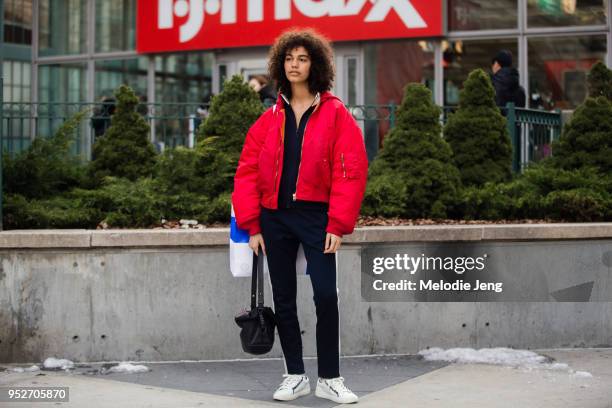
[31, 0, 39, 139]
[434, 41, 444, 105]
[26, 0, 612, 138]
[1, 0, 5, 229]
[445, 0, 611, 107]
[608, 0, 612, 67]
[33, 0, 157, 155]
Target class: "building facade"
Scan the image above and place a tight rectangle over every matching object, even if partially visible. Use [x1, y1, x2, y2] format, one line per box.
[1, 0, 611, 153]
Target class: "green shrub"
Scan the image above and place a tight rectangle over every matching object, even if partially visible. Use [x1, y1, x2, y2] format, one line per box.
[587, 61, 612, 101]
[363, 83, 461, 219]
[195, 75, 264, 197]
[361, 174, 407, 217]
[206, 192, 232, 224]
[551, 96, 612, 174]
[459, 163, 612, 221]
[154, 146, 208, 195]
[3, 110, 89, 199]
[444, 69, 512, 187]
[3, 193, 101, 229]
[90, 85, 157, 183]
[71, 177, 162, 228]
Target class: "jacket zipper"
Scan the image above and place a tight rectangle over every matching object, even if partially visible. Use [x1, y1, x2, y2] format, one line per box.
[274, 110, 286, 193]
[293, 103, 319, 201]
[341, 153, 346, 178]
[293, 119, 307, 201]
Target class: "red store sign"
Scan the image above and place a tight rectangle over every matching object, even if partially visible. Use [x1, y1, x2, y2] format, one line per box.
[137, 0, 444, 53]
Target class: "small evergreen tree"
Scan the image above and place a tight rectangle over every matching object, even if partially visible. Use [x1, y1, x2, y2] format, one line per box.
[197, 74, 264, 151]
[551, 96, 612, 174]
[90, 85, 156, 183]
[587, 61, 612, 101]
[444, 69, 512, 187]
[362, 83, 461, 219]
[194, 75, 264, 196]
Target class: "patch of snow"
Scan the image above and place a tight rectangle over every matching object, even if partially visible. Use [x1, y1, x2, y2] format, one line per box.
[10, 365, 40, 373]
[418, 347, 548, 367]
[43, 358, 74, 370]
[571, 370, 593, 379]
[418, 347, 593, 378]
[106, 362, 150, 374]
[179, 219, 198, 225]
[548, 362, 570, 371]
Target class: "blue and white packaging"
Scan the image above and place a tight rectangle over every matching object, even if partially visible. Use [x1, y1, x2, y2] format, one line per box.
[230, 205, 308, 277]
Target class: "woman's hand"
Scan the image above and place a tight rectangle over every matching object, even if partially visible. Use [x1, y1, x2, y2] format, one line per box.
[249, 233, 266, 256]
[324, 233, 342, 253]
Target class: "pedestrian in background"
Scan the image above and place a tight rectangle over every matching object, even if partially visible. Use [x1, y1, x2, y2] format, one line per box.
[248, 74, 277, 107]
[232, 29, 368, 404]
[491, 50, 526, 108]
[91, 96, 116, 139]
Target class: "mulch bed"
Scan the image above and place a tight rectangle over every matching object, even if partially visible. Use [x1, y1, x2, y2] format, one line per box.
[97, 217, 563, 230]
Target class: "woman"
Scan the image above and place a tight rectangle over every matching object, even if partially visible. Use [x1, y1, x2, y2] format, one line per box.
[232, 29, 368, 404]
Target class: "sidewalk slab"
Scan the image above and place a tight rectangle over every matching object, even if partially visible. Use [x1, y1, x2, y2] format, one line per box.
[356, 348, 612, 408]
[0, 355, 447, 407]
[1, 349, 611, 408]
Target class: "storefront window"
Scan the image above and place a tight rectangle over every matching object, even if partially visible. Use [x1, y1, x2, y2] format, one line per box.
[346, 56, 358, 106]
[364, 40, 435, 105]
[2, 61, 31, 103]
[443, 39, 519, 105]
[155, 53, 213, 104]
[3, 61, 33, 153]
[38, 63, 89, 155]
[363, 40, 435, 160]
[449, 0, 518, 31]
[95, 57, 148, 101]
[3, 0, 33, 45]
[95, 0, 136, 52]
[528, 35, 607, 109]
[154, 53, 213, 147]
[527, 0, 607, 27]
[39, 63, 88, 103]
[39, 0, 87, 56]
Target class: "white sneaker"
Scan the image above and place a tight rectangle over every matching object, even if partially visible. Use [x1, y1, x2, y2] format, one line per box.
[315, 376, 359, 404]
[272, 374, 310, 401]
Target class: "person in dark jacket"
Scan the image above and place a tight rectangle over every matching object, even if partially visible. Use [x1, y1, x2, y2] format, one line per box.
[91, 96, 116, 138]
[248, 74, 277, 107]
[491, 50, 526, 108]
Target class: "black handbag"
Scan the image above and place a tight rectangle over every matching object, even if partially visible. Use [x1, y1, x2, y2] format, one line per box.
[234, 251, 276, 355]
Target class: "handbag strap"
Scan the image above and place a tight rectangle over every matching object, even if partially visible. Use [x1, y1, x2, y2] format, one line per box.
[257, 250, 265, 307]
[250, 249, 265, 309]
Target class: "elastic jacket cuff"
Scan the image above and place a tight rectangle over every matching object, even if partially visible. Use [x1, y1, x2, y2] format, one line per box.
[325, 224, 345, 238]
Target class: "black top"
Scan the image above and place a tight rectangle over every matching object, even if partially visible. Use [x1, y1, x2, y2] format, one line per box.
[277, 96, 329, 211]
[491, 67, 526, 108]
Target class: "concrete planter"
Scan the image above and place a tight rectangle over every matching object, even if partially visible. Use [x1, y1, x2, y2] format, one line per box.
[1, 224, 611, 364]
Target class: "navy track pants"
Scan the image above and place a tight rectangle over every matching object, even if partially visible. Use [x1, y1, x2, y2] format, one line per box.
[259, 207, 340, 379]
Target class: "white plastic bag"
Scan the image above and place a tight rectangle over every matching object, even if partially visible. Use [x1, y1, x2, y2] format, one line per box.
[230, 205, 307, 277]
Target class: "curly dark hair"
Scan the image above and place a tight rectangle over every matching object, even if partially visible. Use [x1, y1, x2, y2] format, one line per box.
[267, 28, 335, 100]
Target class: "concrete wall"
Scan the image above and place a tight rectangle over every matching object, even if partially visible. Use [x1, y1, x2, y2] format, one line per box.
[1, 224, 611, 364]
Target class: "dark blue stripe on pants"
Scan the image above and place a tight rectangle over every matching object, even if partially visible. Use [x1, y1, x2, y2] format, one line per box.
[260, 207, 340, 379]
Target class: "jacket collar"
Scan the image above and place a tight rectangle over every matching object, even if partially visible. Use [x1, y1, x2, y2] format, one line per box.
[273, 90, 338, 113]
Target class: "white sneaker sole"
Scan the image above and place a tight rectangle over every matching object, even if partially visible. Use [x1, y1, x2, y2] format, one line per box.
[273, 384, 311, 401]
[315, 386, 359, 404]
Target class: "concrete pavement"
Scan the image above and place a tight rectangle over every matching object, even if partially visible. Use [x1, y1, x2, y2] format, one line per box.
[1, 349, 611, 408]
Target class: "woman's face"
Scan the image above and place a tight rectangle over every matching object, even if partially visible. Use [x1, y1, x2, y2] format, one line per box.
[284, 46, 311, 85]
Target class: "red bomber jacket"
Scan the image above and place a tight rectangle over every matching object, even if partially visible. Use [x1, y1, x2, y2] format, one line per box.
[232, 90, 368, 238]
